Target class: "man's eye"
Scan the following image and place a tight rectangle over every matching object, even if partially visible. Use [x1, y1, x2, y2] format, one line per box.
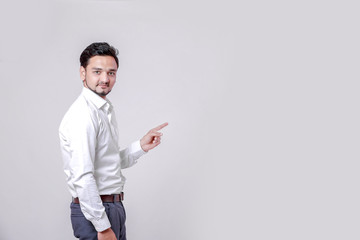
[108, 72, 115, 76]
[94, 71, 101, 74]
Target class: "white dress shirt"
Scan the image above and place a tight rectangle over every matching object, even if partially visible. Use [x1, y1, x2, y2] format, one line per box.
[59, 87, 146, 232]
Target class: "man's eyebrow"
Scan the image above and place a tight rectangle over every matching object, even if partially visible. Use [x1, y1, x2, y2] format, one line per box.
[91, 67, 117, 72]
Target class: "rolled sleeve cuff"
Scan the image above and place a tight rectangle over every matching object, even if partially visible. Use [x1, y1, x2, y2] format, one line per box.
[91, 212, 111, 232]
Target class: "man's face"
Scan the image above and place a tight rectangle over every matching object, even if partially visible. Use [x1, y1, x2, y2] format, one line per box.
[80, 55, 118, 99]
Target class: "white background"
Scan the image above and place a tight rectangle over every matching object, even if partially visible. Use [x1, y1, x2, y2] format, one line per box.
[0, 0, 359, 239]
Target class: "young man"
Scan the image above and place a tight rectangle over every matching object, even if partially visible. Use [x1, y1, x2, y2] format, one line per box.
[59, 42, 168, 240]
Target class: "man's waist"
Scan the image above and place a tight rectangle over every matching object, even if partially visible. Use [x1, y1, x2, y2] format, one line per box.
[73, 193, 124, 204]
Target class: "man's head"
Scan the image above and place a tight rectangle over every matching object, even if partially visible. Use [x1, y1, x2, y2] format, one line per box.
[80, 42, 119, 99]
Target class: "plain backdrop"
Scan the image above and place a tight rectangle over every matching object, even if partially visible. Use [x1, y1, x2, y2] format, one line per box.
[0, 0, 359, 239]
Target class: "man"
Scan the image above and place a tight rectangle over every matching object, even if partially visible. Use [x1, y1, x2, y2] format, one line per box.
[59, 42, 168, 240]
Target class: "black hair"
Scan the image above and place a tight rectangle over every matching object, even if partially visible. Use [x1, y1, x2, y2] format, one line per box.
[80, 42, 119, 68]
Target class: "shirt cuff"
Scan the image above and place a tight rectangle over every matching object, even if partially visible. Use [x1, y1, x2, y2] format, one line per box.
[131, 140, 147, 157]
[91, 212, 111, 232]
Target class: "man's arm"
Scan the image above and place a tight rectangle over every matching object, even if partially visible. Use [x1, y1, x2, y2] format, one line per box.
[63, 108, 111, 232]
[119, 140, 146, 169]
[119, 122, 168, 169]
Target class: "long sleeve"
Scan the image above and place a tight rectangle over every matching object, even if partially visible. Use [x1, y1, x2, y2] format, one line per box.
[60, 104, 111, 232]
[109, 106, 146, 169]
[120, 140, 147, 169]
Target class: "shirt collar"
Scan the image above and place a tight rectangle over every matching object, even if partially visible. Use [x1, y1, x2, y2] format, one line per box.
[82, 87, 110, 110]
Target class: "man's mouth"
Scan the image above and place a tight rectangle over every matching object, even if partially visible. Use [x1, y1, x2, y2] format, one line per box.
[98, 83, 109, 87]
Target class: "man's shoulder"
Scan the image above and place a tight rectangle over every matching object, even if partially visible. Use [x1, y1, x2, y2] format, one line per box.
[59, 94, 99, 131]
[63, 95, 88, 116]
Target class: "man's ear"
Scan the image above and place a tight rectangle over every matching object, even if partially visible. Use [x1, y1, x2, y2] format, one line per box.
[80, 66, 86, 81]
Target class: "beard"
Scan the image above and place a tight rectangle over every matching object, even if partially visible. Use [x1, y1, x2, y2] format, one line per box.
[94, 89, 111, 97]
[84, 79, 111, 97]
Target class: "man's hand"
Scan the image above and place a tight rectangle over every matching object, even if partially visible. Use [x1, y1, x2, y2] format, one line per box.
[140, 122, 168, 152]
[98, 228, 117, 240]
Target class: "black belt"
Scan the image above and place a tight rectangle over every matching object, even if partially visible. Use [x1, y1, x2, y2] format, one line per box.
[73, 193, 124, 204]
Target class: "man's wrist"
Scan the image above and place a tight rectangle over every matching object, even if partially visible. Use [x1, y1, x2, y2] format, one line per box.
[98, 228, 116, 240]
[134, 140, 147, 154]
[99, 227, 111, 233]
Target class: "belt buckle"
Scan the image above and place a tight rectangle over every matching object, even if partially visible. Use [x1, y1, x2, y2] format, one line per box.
[120, 192, 124, 201]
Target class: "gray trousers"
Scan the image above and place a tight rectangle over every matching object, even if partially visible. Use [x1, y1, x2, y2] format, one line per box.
[70, 201, 127, 240]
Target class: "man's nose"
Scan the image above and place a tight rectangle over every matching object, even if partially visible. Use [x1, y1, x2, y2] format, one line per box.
[101, 73, 110, 82]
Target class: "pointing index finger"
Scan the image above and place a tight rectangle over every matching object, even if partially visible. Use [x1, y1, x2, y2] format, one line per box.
[153, 122, 169, 131]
